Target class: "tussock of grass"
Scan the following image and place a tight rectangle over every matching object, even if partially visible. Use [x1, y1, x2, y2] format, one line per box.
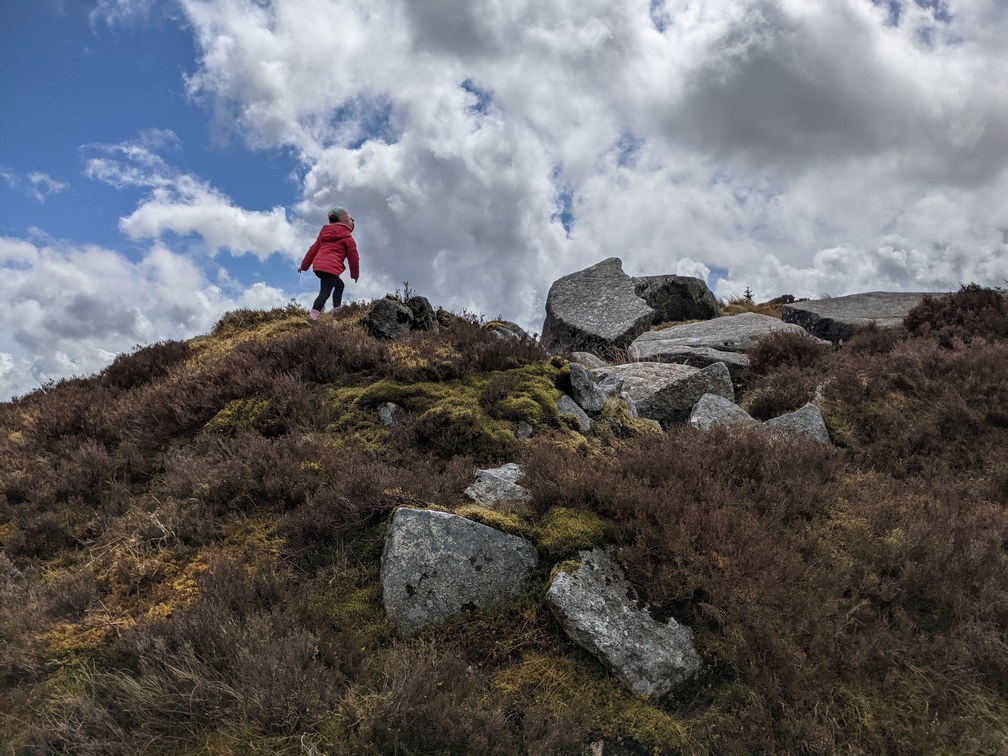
[2, 289, 1006, 753]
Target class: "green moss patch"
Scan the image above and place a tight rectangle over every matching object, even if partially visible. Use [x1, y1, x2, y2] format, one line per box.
[536, 506, 615, 558]
[204, 398, 270, 435]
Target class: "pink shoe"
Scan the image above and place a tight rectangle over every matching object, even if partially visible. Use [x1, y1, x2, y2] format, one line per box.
[332, 306, 343, 315]
[307, 309, 321, 322]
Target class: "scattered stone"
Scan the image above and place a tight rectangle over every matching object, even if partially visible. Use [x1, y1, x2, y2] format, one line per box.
[516, 421, 534, 439]
[377, 402, 407, 429]
[689, 393, 758, 431]
[571, 351, 609, 370]
[541, 258, 654, 356]
[763, 403, 831, 444]
[781, 291, 945, 345]
[464, 463, 532, 507]
[595, 362, 734, 428]
[558, 394, 594, 433]
[381, 508, 538, 634]
[547, 549, 701, 697]
[632, 274, 720, 324]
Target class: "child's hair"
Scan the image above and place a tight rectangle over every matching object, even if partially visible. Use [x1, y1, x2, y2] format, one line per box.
[328, 207, 347, 222]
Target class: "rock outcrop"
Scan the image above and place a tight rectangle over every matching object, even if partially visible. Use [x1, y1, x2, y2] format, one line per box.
[547, 549, 701, 697]
[484, 320, 533, 342]
[781, 292, 944, 345]
[594, 362, 734, 428]
[366, 295, 440, 339]
[632, 274, 720, 324]
[464, 463, 532, 507]
[541, 258, 654, 356]
[377, 402, 407, 428]
[381, 508, 538, 634]
[557, 394, 594, 433]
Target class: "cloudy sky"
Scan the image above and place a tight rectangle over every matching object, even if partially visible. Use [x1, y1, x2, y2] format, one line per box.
[2, 0, 1006, 400]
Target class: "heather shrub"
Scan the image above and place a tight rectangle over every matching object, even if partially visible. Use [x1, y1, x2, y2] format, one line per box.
[340, 643, 520, 754]
[100, 340, 190, 391]
[904, 283, 1008, 342]
[739, 364, 822, 421]
[747, 330, 831, 375]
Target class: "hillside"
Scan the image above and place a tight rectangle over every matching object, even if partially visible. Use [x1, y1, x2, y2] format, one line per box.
[1, 289, 1007, 754]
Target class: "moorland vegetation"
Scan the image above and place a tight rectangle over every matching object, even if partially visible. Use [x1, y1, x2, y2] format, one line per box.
[1, 286, 1006, 754]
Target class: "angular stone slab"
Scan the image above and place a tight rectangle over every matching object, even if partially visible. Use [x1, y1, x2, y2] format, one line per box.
[464, 463, 532, 506]
[547, 549, 701, 697]
[781, 292, 945, 345]
[763, 403, 831, 444]
[689, 393, 758, 431]
[629, 312, 822, 383]
[381, 508, 538, 634]
[541, 258, 654, 355]
[366, 298, 414, 340]
[484, 319, 532, 342]
[594, 362, 734, 428]
[632, 274, 720, 323]
[557, 394, 594, 433]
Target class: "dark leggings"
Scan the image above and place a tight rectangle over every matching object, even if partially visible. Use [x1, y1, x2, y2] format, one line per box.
[312, 271, 345, 311]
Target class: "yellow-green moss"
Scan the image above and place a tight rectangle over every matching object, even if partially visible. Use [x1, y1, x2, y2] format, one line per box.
[596, 397, 664, 438]
[535, 506, 615, 558]
[203, 398, 270, 435]
[454, 504, 536, 540]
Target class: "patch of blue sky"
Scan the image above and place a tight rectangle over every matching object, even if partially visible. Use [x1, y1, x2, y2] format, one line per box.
[612, 132, 644, 169]
[649, 0, 670, 33]
[461, 78, 494, 116]
[329, 96, 402, 150]
[550, 166, 575, 236]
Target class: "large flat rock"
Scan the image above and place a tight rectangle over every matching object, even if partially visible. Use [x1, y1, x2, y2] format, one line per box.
[541, 258, 654, 355]
[381, 508, 538, 634]
[781, 291, 946, 345]
[629, 312, 819, 383]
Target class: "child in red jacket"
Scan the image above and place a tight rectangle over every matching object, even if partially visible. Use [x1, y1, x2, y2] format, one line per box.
[299, 207, 360, 321]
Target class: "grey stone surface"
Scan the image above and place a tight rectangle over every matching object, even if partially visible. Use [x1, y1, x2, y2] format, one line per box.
[381, 508, 538, 635]
[558, 394, 595, 433]
[541, 258, 655, 356]
[689, 393, 758, 431]
[547, 548, 701, 697]
[629, 312, 823, 384]
[464, 463, 532, 506]
[571, 351, 609, 370]
[632, 274, 721, 323]
[595, 362, 734, 427]
[781, 291, 945, 345]
[763, 403, 832, 444]
[377, 402, 407, 429]
[484, 320, 532, 342]
[516, 421, 534, 439]
[365, 297, 415, 339]
[570, 363, 624, 414]
[405, 296, 439, 332]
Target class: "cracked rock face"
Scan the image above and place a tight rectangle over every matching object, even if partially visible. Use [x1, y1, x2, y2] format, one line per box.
[547, 548, 701, 697]
[380, 508, 538, 634]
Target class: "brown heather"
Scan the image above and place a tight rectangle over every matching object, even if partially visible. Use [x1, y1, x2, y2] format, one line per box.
[1, 292, 1006, 754]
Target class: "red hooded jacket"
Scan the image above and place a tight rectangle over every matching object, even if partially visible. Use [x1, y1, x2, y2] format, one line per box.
[300, 223, 360, 279]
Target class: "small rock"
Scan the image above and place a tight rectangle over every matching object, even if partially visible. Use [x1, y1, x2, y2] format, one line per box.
[763, 403, 831, 444]
[377, 402, 407, 428]
[689, 393, 758, 431]
[547, 548, 701, 697]
[571, 352, 609, 370]
[405, 296, 439, 332]
[516, 421, 534, 439]
[464, 463, 532, 506]
[365, 298, 414, 339]
[569, 363, 609, 414]
[558, 394, 594, 433]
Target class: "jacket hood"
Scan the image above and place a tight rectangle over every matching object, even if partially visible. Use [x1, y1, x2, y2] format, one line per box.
[319, 223, 353, 242]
